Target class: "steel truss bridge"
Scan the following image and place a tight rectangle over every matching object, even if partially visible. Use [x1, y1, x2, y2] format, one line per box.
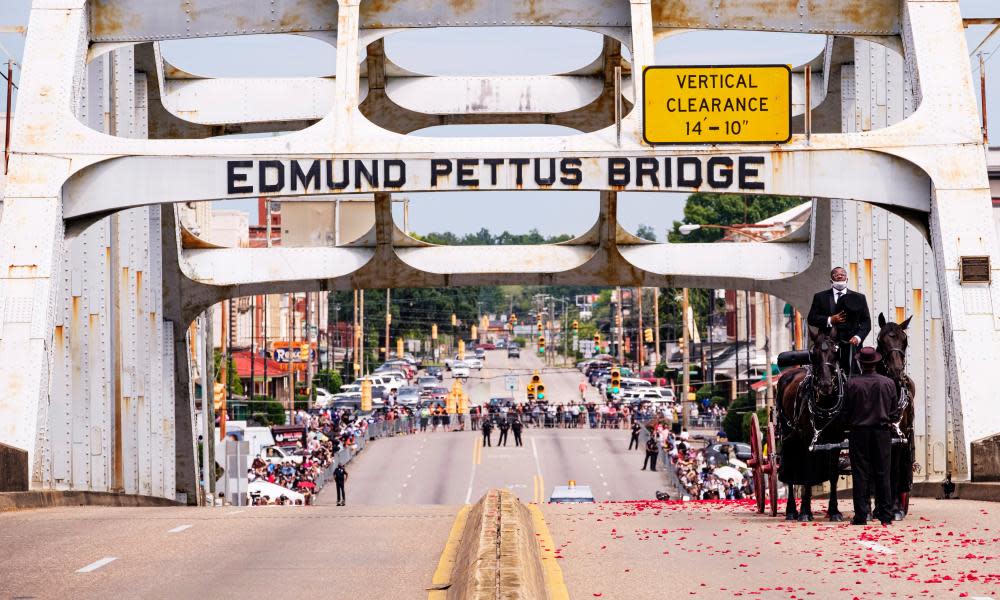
[0, 0, 996, 503]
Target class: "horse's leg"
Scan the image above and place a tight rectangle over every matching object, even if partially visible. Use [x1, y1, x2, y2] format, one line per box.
[828, 473, 844, 522]
[890, 445, 905, 521]
[799, 485, 814, 522]
[785, 484, 799, 520]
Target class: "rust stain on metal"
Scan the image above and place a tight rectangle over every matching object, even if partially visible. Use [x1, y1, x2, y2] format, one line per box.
[447, 0, 476, 16]
[91, 1, 142, 37]
[864, 258, 873, 290]
[896, 306, 905, 324]
[361, 0, 403, 26]
[913, 288, 923, 317]
[54, 325, 64, 350]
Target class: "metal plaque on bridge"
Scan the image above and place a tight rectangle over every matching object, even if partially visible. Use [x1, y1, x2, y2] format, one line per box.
[960, 256, 991, 284]
[643, 65, 792, 145]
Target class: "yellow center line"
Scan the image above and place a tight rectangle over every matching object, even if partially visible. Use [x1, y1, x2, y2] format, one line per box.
[528, 504, 569, 600]
[427, 504, 471, 600]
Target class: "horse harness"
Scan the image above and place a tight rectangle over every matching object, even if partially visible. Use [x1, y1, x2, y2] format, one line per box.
[781, 340, 848, 451]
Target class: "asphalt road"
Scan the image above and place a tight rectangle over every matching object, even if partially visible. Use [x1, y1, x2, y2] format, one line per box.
[320, 350, 671, 506]
[0, 504, 457, 600]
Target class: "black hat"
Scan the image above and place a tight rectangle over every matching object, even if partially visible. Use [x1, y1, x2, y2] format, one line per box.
[857, 346, 882, 364]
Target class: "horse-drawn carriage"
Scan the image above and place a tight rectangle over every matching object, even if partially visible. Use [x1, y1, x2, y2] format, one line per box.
[746, 314, 916, 521]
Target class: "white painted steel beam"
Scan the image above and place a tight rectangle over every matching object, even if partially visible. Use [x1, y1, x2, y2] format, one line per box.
[88, 0, 901, 42]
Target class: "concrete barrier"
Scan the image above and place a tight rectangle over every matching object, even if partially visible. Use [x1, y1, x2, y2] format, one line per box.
[446, 489, 548, 600]
[0, 442, 28, 492]
[0, 491, 182, 512]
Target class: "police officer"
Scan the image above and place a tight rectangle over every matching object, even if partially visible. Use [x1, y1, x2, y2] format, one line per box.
[641, 435, 659, 471]
[497, 417, 510, 447]
[845, 347, 900, 525]
[807, 266, 872, 374]
[512, 416, 524, 447]
[481, 416, 493, 447]
[333, 463, 348, 506]
[628, 421, 641, 450]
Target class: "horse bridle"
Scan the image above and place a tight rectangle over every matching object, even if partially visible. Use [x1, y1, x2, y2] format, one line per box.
[794, 340, 847, 450]
[879, 345, 910, 441]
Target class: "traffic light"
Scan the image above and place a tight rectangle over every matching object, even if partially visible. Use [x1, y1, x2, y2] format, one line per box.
[361, 379, 373, 412]
[299, 343, 310, 361]
[572, 320, 579, 331]
[458, 339, 465, 360]
[397, 337, 404, 357]
[471, 324, 478, 340]
[535, 383, 545, 401]
[537, 321, 543, 332]
[644, 328, 653, 343]
[615, 312, 622, 327]
[451, 313, 457, 326]
[538, 335, 545, 353]
[678, 336, 687, 354]
[431, 324, 438, 340]
[610, 368, 621, 395]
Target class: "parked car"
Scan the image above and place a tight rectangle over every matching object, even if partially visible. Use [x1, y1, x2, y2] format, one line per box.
[425, 366, 443, 380]
[637, 370, 668, 387]
[477, 343, 496, 350]
[416, 375, 439, 388]
[396, 386, 422, 406]
[451, 361, 471, 378]
[314, 386, 334, 408]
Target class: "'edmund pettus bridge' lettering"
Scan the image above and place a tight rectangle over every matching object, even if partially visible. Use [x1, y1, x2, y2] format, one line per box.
[225, 156, 766, 194]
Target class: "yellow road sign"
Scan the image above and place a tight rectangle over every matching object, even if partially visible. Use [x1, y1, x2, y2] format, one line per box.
[643, 65, 792, 144]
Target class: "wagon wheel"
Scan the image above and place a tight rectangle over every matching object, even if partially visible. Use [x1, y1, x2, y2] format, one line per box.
[766, 419, 779, 517]
[748, 413, 765, 514]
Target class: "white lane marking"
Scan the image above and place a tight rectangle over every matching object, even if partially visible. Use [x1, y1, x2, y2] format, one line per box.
[225, 509, 246, 516]
[603, 481, 609, 486]
[465, 443, 479, 504]
[76, 557, 117, 573]
[167, 524, 193, 533]
[531, 438, 543, 479]
[856, 540, 895, 555]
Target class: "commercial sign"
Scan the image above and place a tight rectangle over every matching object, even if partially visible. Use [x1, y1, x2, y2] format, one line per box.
[643, 65, 792, 144]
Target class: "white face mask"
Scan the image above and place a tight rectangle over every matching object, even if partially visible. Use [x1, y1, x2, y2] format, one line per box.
[831, 280, 848, 292]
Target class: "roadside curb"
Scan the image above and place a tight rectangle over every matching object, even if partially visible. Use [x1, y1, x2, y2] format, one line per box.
[912, 481, 1000, 503]
[0, 490, 182, 512]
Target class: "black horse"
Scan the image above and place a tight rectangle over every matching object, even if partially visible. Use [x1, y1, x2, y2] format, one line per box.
[876, 313, 917, 521]
[776, 329, 847, 522]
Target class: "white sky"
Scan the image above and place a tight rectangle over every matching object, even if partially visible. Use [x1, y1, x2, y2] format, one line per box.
[1, 1, 998, 239]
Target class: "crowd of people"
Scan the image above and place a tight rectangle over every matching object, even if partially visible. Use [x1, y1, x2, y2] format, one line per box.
[662, 430, 755, 500]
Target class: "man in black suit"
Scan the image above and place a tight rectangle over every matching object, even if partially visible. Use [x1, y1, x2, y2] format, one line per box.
[806, 266, 872, 375]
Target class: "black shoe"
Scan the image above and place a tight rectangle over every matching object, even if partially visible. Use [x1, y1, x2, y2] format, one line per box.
[851, 517, 868, 525]
[879, 520, 893, 526]
[641, 467, 646, 471]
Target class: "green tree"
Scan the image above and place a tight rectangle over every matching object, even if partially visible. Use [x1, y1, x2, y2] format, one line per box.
[667, 193, 804, 243]
[213, 351, 244, 396]
[635, 223, 657, 241]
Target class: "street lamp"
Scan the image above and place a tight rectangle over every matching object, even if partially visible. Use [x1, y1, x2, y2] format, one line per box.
[678, 223, 775, 241]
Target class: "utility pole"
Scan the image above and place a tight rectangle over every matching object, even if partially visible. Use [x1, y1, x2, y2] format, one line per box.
[263, 202, 271, 400]
[306, 292, 314, 408]
[763, 292, 774, 411]
[681, 288, 691, 431]
[250, 295, 256, 400]
[616, 287, 625, 366]
[981, 52, 989, 144]
[637, 288, 644, 369]
[359, 289, 366, 375]
[384, 289, 391, 361]
[352, 290, 359, 381]
[653, 288, 660, 367]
